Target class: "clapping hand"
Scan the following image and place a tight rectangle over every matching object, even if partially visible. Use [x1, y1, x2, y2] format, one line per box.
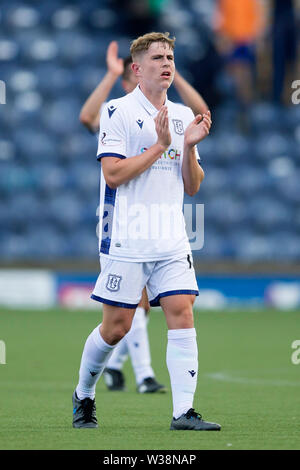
[184, 111, 212, 148]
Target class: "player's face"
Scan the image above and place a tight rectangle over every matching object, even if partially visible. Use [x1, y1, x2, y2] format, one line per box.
[137, 42, 175, 91]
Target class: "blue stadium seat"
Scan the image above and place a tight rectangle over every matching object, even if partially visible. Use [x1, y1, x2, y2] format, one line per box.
[283, 104, 300, 133]
[5, 5, 40, 30]
[269, 232, 300, 260]
[0, 139, 16, 161]
[274, 172, 300, 204]
[254, 132, 293, 163]
[206, 193, 248, 229]
[234, 165, 271, 197]
[31, 163, 69, 194]
[213, 131, 252, 165]
[34, 63, 77, 95]
[55, 30, 98, 65]
[248, 196, 293, 231]
[4, 191, 45, 229]
[42, 97, 82, 135]
[68, 228, 98, 258]
[60, 132, 98, 162]
[69, 162, 99, 195]
[230, 231, 273, 261]
[197, 228, 228, 259]
[0, 163, 35, 195]
[47, 191, 84, 230]
[0, 233, 29, 260]
[248, 102, 282, 133]
[14, 127, 59, 162]
[25, 225, 68, 259]
[0, 38, 19, 63]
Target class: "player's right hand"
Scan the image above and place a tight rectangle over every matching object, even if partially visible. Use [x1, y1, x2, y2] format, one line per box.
[106, 41, 124, 77]
[155, 106, 171, 149]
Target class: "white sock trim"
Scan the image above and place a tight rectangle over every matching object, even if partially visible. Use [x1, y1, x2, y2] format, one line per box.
[167, 328, 196, 340]
[91, 324, 114, 352]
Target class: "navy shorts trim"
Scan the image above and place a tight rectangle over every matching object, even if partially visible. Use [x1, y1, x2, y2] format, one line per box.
[150, 289, 199, 307]
[91, 294, 138, 309]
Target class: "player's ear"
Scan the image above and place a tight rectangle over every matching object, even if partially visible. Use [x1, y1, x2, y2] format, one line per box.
[131, 62, 141, 77]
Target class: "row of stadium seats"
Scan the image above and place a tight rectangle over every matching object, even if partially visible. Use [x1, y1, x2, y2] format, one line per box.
[0, 125, 300, 163]
[1, 158, 300, 206]
[1, 224, 299, 261]
[1, 0, 299, 262]
[1, 193, 299, 234]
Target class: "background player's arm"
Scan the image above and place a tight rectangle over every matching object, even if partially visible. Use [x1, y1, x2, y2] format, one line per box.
[173, 71, 209, 116]
[101, 107, 170, 189]
[182, 112, 211, 196]
[79, 42, 124, 133]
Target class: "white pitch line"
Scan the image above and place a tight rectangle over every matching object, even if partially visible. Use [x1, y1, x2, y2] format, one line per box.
[205, 372, 300, 387]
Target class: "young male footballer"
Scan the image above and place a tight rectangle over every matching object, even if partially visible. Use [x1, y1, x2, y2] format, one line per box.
[79, 40, 209, 394]
[80, 41, 166, 395]
[73, 32, 221, 431]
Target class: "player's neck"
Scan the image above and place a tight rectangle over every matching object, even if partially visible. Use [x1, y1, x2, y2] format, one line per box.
[139, 83, 167, 110]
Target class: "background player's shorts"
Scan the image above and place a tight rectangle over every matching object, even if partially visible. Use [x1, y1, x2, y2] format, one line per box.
[91, 254, 199, 309]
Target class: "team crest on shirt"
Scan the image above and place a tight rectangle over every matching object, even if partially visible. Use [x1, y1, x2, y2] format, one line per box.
[106, 274, 122, 292]
[172, 119, 184, 135]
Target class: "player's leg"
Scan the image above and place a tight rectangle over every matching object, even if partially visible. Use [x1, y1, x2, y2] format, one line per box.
[125, 288, 166, 393]
[160, 293, 197, 416]
[102, 288, 150, 391]
[73, 305, 135, 428]
[103, 290, 149, 391]
[161, 294, 220, 430]
[73, 257, 146, 427]
[76, 304, 135, 399]
[147, 256, 221, 431]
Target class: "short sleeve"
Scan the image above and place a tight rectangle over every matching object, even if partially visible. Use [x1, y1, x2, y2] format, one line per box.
[97, 101, 127, 161]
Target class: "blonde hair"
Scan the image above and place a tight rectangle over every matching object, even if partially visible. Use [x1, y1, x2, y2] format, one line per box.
[130, 32, 175, 60]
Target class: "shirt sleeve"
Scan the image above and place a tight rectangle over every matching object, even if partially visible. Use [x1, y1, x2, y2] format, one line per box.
[97, 101, 127, 161]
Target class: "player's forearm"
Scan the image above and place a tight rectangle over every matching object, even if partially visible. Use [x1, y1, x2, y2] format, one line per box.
[182, 145, 205, 196]
[102, 143, 167, 189]
[173, 71, 209, 116]
[79, 71, 119, 131]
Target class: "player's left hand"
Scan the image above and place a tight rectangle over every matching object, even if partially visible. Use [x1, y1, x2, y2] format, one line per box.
[184, 111, 212, 147]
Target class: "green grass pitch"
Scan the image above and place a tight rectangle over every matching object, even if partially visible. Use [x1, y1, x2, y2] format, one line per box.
[0, 306, 299, 450]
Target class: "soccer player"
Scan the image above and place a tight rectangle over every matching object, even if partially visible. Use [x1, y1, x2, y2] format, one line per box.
[80, 41, 166, 394]
[79, 40, 209, 394]
[73, 32, 221, 431]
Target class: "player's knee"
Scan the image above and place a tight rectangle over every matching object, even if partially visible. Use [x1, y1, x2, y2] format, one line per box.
[179, 308, 194, 328]
[168, 307, 194, 329]
[112, 322, 131, 343]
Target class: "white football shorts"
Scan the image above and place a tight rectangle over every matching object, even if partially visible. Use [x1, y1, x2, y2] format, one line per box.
[91, 254, 199, 308]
